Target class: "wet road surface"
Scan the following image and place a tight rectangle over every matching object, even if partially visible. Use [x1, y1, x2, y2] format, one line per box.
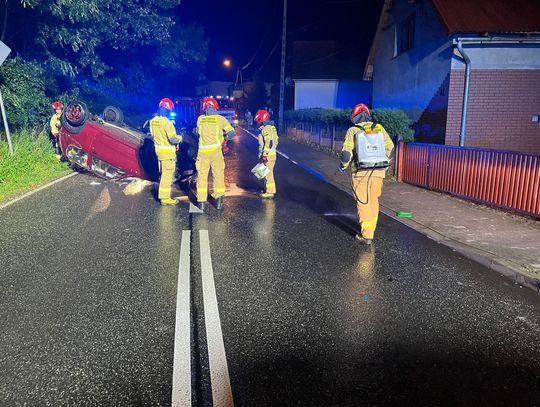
[1, 129, 540, 406]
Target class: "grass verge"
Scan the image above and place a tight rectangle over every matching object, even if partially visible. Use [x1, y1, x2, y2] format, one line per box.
[0, 129, 72, 203]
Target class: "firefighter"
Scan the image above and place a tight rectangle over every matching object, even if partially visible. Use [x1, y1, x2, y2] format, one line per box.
[149, 98, 182, 205]
[195, 97, 235, 210]
[255, 109, 279, 198]
[49, 101, 63, 157]
[339, 103, 394, 244]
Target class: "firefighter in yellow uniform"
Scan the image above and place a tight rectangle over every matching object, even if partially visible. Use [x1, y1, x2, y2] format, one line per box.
[49, 101, 63, 157]
[149, 98, 182, 205]
[340, 103, 394, 244]
[255, 109, 279, 198]
[195, 97, 235, 210]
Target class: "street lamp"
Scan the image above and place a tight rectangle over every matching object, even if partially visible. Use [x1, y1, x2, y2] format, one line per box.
[223, 58, 232, 68]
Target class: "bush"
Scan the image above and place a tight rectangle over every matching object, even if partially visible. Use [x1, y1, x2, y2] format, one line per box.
[0, 129, 71, 201]
[372, 109, 415, 142]
[0, 57, 51, 129]
[284, 107, 415, 141]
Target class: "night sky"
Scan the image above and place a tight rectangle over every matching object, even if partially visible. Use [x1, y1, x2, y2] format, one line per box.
[180, 0, 383, 82]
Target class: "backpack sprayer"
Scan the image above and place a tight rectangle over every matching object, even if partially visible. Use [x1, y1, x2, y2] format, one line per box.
[355, 125, 390, 170]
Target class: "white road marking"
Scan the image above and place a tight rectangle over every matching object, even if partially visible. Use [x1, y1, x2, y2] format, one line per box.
[189, 202, 203, 213]
[172, 230, 192, 407]
[242, 127, 295, 162]
[199, 230, 234, 407]
[0, 172, 78, 210]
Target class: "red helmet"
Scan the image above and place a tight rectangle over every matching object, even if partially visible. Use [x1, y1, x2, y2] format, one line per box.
[202, 97, 219, 110]
[159, 98, 174, 111]
[351, 103, 370, 120]
[254, 109, 270, 124]
[52, 101, 63, 110]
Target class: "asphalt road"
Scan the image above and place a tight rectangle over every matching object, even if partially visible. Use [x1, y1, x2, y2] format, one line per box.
[1, 129, 539, 406]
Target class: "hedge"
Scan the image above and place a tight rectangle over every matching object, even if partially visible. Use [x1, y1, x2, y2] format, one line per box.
[284, 108, 415, 142]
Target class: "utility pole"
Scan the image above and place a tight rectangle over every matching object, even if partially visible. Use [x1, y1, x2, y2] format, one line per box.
[278, 0, 287, 134]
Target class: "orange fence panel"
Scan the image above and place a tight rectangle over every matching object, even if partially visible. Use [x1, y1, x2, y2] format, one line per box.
[399, 142, 540, 218]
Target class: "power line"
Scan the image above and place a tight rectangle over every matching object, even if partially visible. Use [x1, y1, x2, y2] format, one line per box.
[240, 3, 280, 71]
[293, 44, 351, 66]
[250, 37, 281, 77]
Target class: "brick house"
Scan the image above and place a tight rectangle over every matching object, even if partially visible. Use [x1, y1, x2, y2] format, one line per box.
[364, 0, 540, 153]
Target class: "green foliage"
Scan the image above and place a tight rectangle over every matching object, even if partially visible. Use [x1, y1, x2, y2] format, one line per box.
[0, 57, 51, 129]
[284, 108, 415, 141]
[0, 129, 71, 201]
[372, 109, 415, 142]
[284, 108, 350, 124]
[2, 0, 208, 116]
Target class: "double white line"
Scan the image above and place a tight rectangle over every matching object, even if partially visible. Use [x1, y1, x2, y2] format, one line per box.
[172, 230, 233, 407]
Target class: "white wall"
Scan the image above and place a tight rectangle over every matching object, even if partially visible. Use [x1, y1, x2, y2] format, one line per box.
[451, 45, 540, 69]
[294, 80, 339, 109]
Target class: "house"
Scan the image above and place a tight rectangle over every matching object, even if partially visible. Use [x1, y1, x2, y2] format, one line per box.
[292, 41, 372, 110]
[364, 0, 540, 153]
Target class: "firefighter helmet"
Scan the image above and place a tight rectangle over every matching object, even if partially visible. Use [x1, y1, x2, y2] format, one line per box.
[255, 109, 270, 124]
[351, 103, 370, 121]
[202, 97, 219, 111]
[52, 101, 63, 110]
[159, 98, 174, 111]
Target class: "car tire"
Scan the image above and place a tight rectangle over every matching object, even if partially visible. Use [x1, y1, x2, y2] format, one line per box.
[103, 106, 124, 124]
[64, 101, 89, 126]
[61, 119, 86, 135]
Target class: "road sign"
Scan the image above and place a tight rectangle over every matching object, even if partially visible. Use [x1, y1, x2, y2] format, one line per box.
[0, 40, 13, 155]
[0, 41, 11, 66]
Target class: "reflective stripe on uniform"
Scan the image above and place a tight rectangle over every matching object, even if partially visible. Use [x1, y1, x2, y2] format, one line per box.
[214, 187, 226, 194]
[361, 217, 378, 230]
[155, 145, 176, 152]
[343, 140, 354, 149]
[199, 143, 222, 153]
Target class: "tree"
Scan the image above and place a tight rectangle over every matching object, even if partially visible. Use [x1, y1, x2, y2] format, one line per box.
[1, 0, 208, 116]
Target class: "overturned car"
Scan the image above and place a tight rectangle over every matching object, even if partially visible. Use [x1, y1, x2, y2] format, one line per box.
[58, 101, 196, 182]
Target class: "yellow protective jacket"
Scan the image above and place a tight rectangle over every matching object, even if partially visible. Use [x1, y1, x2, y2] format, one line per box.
[258, 124, 279, 158]
[50, 113, 62, 136]
[196, 114, 234, 153]
[149, 116, 181, 160]
[341, 121, 394, 177]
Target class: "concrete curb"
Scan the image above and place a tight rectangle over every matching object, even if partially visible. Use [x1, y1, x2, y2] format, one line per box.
[240, 128, 540, 293]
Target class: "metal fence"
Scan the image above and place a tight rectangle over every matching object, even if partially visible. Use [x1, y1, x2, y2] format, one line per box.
[284, 121, 350, 152]
[397, 142, 540, 217]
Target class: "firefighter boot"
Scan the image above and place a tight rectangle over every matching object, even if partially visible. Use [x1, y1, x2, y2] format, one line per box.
[260, 192, 275, 199]
[216, 196, 224, 210]
[355, 234, 372, 245]
[197, 201, 206, 211]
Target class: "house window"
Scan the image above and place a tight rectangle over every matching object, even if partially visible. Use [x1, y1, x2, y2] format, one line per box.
[395, 16, 415, 56]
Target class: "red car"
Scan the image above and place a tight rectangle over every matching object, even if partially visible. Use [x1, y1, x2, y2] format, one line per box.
[58, 101, 160, 181]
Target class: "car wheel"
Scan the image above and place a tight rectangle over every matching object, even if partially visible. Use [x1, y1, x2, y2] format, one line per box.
[61, 113, 86, 134]
[64, 101, 89, 126]
[103, 106, 124, 124]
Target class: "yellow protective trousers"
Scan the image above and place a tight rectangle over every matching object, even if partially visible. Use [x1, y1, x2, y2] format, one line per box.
[158, 159, 176, 200]
[196, 148, 225, 202]
[265, 154, 277, 194]
[352, 172, 384, 239]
